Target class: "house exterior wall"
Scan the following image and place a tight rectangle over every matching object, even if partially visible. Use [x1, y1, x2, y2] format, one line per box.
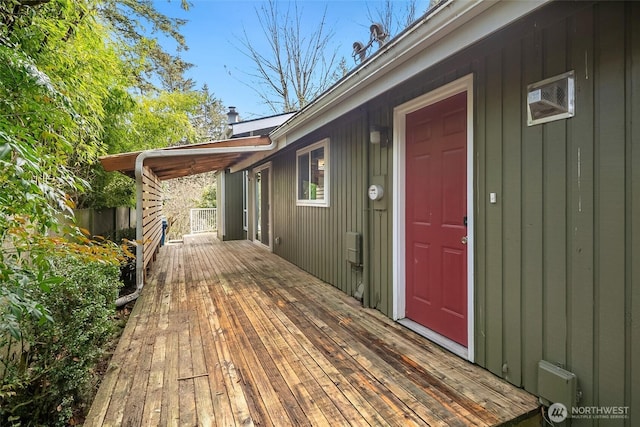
[216, 171, 224, 241]
[260, 1, 639, 417]
[270, 114, 368, 298]
[219, 170, 245, 241]
[464, 3, 638, 414]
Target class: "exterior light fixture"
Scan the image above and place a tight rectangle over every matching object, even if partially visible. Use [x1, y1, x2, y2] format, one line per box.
[369, 125, 388, 145]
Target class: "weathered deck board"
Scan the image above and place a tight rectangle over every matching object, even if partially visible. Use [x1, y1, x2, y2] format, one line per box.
[86, 234, 539, 426]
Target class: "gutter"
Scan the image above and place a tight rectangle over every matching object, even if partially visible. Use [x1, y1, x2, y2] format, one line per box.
[115, 140, 276, 307]
[268, 0, 463, 143]
[269, 0, 552, 146]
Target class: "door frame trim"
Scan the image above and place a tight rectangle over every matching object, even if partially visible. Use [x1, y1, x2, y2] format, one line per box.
[392, 74, 475, 362]
[252, 161, 273, 252]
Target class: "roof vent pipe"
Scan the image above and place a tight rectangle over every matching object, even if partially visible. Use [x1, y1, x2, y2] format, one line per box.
[227, 106, 239, 124]
[353, 41, 367, 62]
[370, 23, 388, 47]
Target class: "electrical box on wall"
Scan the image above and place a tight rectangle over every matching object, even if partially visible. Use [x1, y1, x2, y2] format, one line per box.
[527, 70, 575, 126]
[537, 360, 578, 413]
[345, 232, 361, 266]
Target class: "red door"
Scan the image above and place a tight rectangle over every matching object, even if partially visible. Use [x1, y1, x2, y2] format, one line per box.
[405, 92, 468, 346]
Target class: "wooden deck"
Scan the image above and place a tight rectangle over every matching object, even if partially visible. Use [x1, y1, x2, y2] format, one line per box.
[86, 234, 539, 426]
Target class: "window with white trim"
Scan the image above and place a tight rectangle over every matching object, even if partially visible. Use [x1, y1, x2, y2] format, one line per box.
[296, 139, 329, 207]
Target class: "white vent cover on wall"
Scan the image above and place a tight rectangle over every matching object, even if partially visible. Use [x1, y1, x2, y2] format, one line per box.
[527, 70, 575, 126]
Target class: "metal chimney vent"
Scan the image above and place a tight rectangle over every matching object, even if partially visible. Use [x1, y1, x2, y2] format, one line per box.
[227, 106, 239, 125]
[527, 71, 575, 126]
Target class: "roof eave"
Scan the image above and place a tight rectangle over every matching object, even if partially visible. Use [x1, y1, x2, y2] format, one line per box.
[99, 135, 272, 180]
[268, 0, 552, 147]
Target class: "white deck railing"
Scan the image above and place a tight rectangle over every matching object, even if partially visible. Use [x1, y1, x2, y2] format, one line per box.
[190, 208, 217, 234]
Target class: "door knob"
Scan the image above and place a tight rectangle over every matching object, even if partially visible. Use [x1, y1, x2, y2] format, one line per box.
[461, 236, 468, 245]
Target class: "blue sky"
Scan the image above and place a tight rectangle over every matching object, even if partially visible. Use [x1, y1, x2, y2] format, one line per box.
[154, 0, 431, 119]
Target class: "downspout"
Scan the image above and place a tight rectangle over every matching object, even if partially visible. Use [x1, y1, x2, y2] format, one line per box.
[115, 140, 276, 307]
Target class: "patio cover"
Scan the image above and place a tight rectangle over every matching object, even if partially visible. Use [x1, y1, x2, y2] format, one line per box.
[99, 135, 272, 180]
[98, 134, 275, 307]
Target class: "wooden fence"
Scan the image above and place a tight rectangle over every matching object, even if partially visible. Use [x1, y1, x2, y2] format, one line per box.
[74, 166, 163, 272]
[74, 207, 136, 239]
[141, 166, 163, 270]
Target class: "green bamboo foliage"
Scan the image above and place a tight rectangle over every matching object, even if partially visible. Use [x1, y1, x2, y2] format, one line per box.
[0, 0, 214, 423]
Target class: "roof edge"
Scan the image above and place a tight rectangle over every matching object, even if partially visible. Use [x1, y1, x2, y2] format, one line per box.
[269, 0, 552, 146]
[99, 135, 271, 176]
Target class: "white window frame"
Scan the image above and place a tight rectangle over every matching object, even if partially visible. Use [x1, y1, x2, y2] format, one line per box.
[296, 138, 330, 207]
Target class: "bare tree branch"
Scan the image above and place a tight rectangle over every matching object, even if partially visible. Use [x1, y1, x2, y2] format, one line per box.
[237, 0, 338, 114]
[366, 0, 422, 40]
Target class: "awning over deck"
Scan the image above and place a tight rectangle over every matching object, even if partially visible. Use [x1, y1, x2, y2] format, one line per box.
[99, 135, 272, 180]
[98, 135, 276, 305]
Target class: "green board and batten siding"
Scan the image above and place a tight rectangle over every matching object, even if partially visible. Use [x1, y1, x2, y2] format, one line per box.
[261, 1, 639, 421]
[470, 3, 638, 417]
[270, 115, 369, 300]
[216, 171, 246, 241]
[267, 108, 394, 313]
[227, 171, 246, 240]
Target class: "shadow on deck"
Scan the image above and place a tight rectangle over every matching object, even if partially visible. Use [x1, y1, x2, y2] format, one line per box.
[86, 233, 539, 426]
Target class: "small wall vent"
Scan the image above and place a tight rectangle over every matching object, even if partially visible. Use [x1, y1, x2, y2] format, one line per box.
[527, 71, 575, 126]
